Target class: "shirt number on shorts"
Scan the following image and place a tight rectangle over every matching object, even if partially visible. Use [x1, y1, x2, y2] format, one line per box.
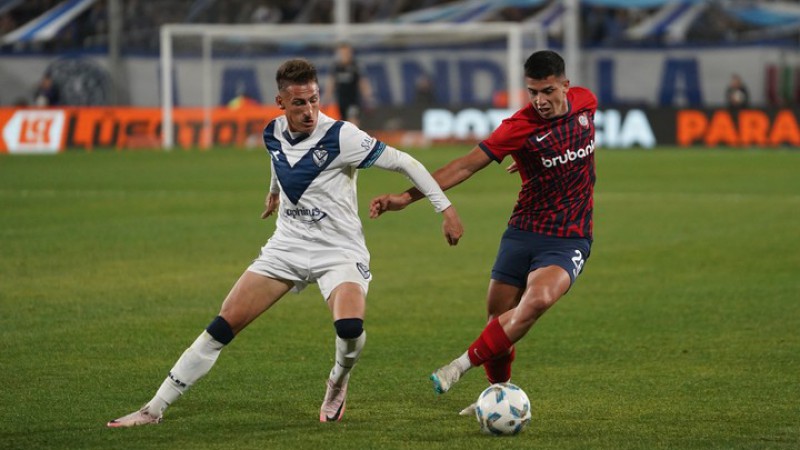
[571, 250, 585, 279]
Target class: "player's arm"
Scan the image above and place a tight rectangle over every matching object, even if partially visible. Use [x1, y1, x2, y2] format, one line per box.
[369, 146, 463, 246]
[261, 163, 280, 219]
[369, 145, 492, 217]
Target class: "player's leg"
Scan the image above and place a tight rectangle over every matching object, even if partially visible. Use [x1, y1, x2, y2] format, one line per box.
[345, 104, 361, 127]
[457, 281, 523, 415]
[320, 282, 367, 422]
[483, 280, 524, 384]
[327, 282, 367, 385]
[462, 265, 571, 371]
[432, 226, 527, 394]
[315, 254, 371, 422]
[107, 271, 292, 428]
[337, 100, 349, 122]
[493, 236, 591, 350]
[497, 265, 570, 342]
[432, 232, 591, 396]
[431, 267, 568, 395]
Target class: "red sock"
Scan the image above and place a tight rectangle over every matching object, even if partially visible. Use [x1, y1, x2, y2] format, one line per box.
[484, 347, 516, 384]
[467, 318, 512, 367]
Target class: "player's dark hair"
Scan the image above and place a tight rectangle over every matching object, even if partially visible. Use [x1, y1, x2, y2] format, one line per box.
[276, 58, 318, 91]
[524, 50, 565, 80]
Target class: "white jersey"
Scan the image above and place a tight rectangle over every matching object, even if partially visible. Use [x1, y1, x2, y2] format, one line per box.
[263, 112, 384, 257]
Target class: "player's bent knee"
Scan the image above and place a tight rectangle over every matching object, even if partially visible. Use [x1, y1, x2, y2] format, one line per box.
[533, 293, 558, 311]
[206, 315, 235, 345]
[530, 295, 557, 315]
[516, 294, 557, 324]
[524, 285, 562, 311]
[334, 318, 364, 339]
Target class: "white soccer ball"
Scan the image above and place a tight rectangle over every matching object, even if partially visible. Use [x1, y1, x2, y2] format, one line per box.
[475, 383, 531, 436]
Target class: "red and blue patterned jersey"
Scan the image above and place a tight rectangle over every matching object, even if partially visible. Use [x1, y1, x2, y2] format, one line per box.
[479, 86, 597, 239]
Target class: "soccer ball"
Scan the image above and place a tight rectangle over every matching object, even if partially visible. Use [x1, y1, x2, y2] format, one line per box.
[475, 383, 531, 436]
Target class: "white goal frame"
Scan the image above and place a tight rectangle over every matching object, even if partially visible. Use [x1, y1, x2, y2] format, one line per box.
[159, 22, 545, 149]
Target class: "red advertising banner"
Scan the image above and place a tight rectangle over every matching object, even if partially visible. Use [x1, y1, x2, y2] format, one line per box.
[0, 105, 341, 153]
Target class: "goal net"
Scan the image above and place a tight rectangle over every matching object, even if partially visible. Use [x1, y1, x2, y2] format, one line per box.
[158, 22, 545, 149]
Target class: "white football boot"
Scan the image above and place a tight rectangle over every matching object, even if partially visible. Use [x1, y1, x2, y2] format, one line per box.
[107, 406, 162, 428]
[319, 378, 349, 422]
[459, 402, 478, 416]
[429, 360, 464, 394]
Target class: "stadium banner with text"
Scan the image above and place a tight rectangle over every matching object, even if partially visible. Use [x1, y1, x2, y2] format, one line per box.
[0, 105, 340, 153]
[365, 106, 800, 149]
[1, 48, 796, 108]
[2, 106, 799, 152]
[0, 48, 800, 108]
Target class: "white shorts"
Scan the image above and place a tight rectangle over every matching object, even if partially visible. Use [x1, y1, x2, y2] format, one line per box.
[246, 237, 372, 301]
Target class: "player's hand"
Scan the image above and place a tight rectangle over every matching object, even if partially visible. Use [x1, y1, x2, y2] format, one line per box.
[441, 206, 463, 246]
[369, 193, 412, 218]
[261, 192, 280, 219]
[506, 161, 519, 173]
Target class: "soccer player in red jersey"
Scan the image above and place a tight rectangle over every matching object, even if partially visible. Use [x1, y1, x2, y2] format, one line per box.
[370, 50, 597, 404]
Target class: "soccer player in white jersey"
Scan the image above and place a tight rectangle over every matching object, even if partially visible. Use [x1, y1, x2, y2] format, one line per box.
[107, 59, 463, 427]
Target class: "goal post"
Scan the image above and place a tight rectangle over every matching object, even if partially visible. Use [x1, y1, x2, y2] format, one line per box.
[159, 22, 546, 149]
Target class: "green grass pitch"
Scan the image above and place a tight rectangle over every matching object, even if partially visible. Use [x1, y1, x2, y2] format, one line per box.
[1, 146, 798, 449]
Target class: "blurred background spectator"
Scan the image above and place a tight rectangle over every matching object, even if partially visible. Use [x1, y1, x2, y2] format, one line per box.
[725, 73, 750, 108]
[33, 73, 59, 106]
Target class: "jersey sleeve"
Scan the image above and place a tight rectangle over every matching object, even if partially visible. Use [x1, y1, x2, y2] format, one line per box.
[371, 146, 451, 213]
[337, 121, 387, 168]
[478, 116, 531, 163]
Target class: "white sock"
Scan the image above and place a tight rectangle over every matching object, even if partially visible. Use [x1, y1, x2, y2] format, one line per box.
[328, 331, 366, 386]
[454, 352, 473, 373]
[146, 331, 225, 416]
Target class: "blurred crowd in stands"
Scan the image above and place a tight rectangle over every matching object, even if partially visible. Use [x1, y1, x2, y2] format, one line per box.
[1, 0, 798, 54]
[1, 0, 458, 52]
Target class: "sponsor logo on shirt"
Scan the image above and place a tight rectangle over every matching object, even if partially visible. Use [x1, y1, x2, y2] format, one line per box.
[284, 207, 328, 223]
[541, 139, 595, 168]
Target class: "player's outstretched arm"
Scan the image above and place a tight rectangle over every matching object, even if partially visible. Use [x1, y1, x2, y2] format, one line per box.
[369, 193, 464, 246]
[369, 192, 411, 218]
[370, 146, 492, 218]
[368, 146, 463, 245]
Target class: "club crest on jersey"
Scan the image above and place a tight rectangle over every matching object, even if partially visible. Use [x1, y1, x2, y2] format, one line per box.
[578, 113, 590, 128]
[312, 147, 328, 167]
[356, 262, 371, 279]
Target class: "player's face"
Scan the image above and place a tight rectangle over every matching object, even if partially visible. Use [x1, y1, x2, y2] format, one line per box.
[276, 82, 320, 133]
[525, 75, 570, 119]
